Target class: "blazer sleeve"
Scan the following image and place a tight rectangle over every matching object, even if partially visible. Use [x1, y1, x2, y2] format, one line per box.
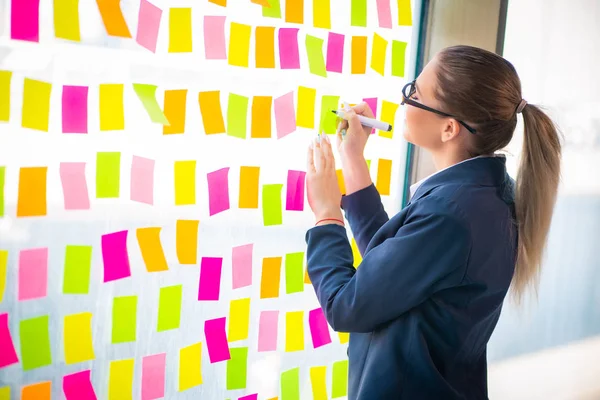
[306, 195, 471, 333]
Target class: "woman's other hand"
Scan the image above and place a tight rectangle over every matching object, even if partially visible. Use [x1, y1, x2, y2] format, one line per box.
[336, 102, 374, 161]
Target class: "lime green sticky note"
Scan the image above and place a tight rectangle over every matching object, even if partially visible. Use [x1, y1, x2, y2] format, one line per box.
[0, 250, 6, 302]
[392, 41, 407, 77]
[262, 184, 283, 226]
[96, 152, 121, 199]
[366, 159, 371, 170]
[0, 166, 5, 217]
[132, 83, 170, 125]
[281, 367, 300, 400]
[332, 360, 348, 398]
[285, 252, 304, 294]
[111, 295, 138, 344]
[320, 95, 340, 135]
[226, 347, 248, 390]
[20, 315, 52, 371]
[305, 35, 327, 77]
[0, 386, 9, 400]
[262, 0, 281, 18]
[22, 78, 52, 131]
[0, 71, 11, 122]
[351, 0, 367, 27]
[227, 93, 249, 139]
[63, 245, 92, 294]
[157, 284, 183, 332]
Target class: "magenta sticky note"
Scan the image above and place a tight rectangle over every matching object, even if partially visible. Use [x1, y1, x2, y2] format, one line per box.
[376, 0, 393, 28]
[232, 244, 253, 289]
[278, 28, 300, 69]
[130, 156, 155, 205]
[207, 167, 230, 216]
[198, 257, 223, 301]
[362, 97, 378, 134]
[204, 317, 231, 363]
[18, 248, 48, 301]
[101, 230, 131, 282]
[326, 32, 345, 73]
[141, 353, 166, 400]
[136, 0, 162, 52]
[286, 170, 306, 211]
[274, 91, 296, 139]
[62, 85, 88, 133]
[258, 310, 278, 352]
[309, 307, 332, 348]
[11, 0, 39, 42]
[0, 313, 19, 368]
[63, 370, 98, 400]
[204, 16, 227, 60]
[60, 162, 91, 210]
[239, 395, 258, 400]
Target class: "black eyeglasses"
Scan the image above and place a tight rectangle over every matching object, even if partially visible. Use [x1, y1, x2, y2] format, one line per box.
[401, 80, 477, 134]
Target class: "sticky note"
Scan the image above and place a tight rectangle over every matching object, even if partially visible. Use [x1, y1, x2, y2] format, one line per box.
[21, 381, 51, 400]
[310, 367, 327, 400]
[239, 395, 258, 400]
[204, 16, 227, 60]
[102, 230, 131, 282]
[158, 285, 182, 331]
[130, 156, 154, 205]
[11, 0, 40, 42]
[306, 35, 327, 77]
[309, 308, 331, 348]
[371, 33, 388, 76]
[338, 331, 349, 344]
[133, 84, 169, 125]
[351, 237, 362, 267]
[0, 250, 6, 301]
[262, 0, 281, 18]
[198, 91, 226, 134]
[281, 368, 300, 400]
[137, 227, 168, 272]
[136, 0, 162, 52]
[251, 0, 270, 6]
[239, 166, 259, 208]
[179, 342, 202, 391]
[17, 167, 47, 217]
[0, 71, 11, 122]
[286, 170, 306, 211]
[226, 347, 248, 390]
[376, 0, 392, 28]
[285, 0, 303, 24]
[285, 252, 304, 294]
[108, 358, 134, 400]
[0, 313, 19, 368]
[379, 100, 399, 138]
[351, 0, 367, 27]
[169, 8, 192, 52]
[362, 97, 378, 133]
[22, 78, 51, 131]
[260, 256, 281, 299]
[258, 310, 278, 351]
[176, 220, 199, 264]
[207, 167, 231, 215]
[229, 23, 251, 67]
[232, 243, 253, 289]
[96, 0, 131, 37]
[392, 40, 407, 77]
[0, 387, 8, 400]
[279, 28, 300, 69]
[274, 92, 296, 139]
[205, 317, 230, 363]
[111, 295, 137, 343]
[63, 245, 92, 294]
[63, 370, 97, 400]
[141, 353, 166, 400]
[99, 84, 125, 131]
[262, 184, 283, 226]
[60, 162, 90, 210]
[251, 96, 272, 138]
[325, 32, 344, 73]
[332, 360, 349, 397]
[297, 86, 316, 128]
[174, 160, 196, 205]
[18, 248, 48, 301]
[96, 152, 121, 198]
[20, 315, 52, 371]
[313, 0, 331, 28]
[227, 93, 249, 139]
[64, 312, 95, 364]
[320, 95, 340, 134]
[398, 0, 413, 25]
[54, 0, 80, 41]
[229, 298, 250, 341]
[209, 0, 226, 6]
[163, 89, 187, 134]
[336, 169, 346, 195]
[304, 265, 311, 284]
[285, 311, 304, 352]
[198, 257, 223, 301]
[351, 36, 367, 74]
[0, 167, 4, 217]
[376, 159, 392, 195]
[62, 85, 88, 133]
[255, 26, 275, 68]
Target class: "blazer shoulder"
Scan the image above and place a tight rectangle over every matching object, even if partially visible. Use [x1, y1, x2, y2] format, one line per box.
[406, 193, 470, 230]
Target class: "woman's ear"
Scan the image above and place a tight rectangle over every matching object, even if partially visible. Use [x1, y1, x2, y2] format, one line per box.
[441, 118, 461, 142]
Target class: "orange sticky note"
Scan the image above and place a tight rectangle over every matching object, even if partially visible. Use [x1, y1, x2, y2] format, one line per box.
[229, 22, 252, 67]
[351, 36, 367, 74]
[176, 220, 199, 264]
[21, 381, 51, 400]
[137, 227, 169, 272]
[163, 89, 187, 135]
[255, 26, 276, 68]
[260, 256, 282, 299]
[336, 169, 346, 195]
[239, 166, 260, 209]
[17, 167, 47, 217]
[285, 0, 304, 24]
[376, 159, 392, 195]
[96, 0, 132, 38]
[169, 8, 192, 53]
[198, 91, 226, 134]
[251, 96, 272, 138]
[304, 267, 311, 284]
[209, 0, 227, 6]
[252, 0, 271, 6]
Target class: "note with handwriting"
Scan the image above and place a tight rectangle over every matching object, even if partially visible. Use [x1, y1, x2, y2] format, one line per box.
[274, 92, 296, 138]
[130, 156, 154, 205]
[285, 0, 303, 24]
[158, 285, 182, 331]
[199, 91, 226, 134]
[20, 315, 52, 371]
[63, 370, 97, 400]
[55, 0, 81, 41]
[285, 311, 304, 352]
[21, 381, 51, 400]
[174, 160, 196, 205]
[260, 257, 282, 299]
[163, 89, 187, 134]
[258, 310, 278, 351]
[136, 0, 162, 52]
[229, 22, 252, 67]
[232, 243, 253, 289]
[286, 170, 306, 211]
[169, 8, 192, 52]
[100, 84, 125, 131]
[251, 96, 272, 138]
[102, 230, 131, 282]
[108, 358, 134, 400]
[297, 86, 316, 128]
[63, 245, 92, 294]
[179, 342, 202, 391]
[376, 159, 392, 195]
[226, 347, 248, 390]
[332, 360, 349, 397]
[205, 317, 231, 363]
[198, 257, 223, 301]
[0, 313, 19, 368]
[371, 33, 388, 76]
[62, 85, 88, 133]
[204, 16, 227, 60]
[255, 26, 276, 68]
[64, 312, 95, 364]
[137, 227, 169, 272]
[111, 295, 138, 343]
[17, 167, 47, 217]
[309, 308, 332, 348]
[133, 84, 169, 125]
[313, 0, 331, 28]
[60, 162, 90, 210]
[306, 35, 327, 77]
[22, 79, 51, 131]
[310, 366, 327, 400]
[326, 33, 344, 73]
[11, 0, 40, 42]
[176, 220, 199, 264]
[398, 0, 413, 26]
[376, 0, 392, 28]
[0, 71, 11, 122]
[262, 184, 283, 226]
[229, 298, 250, 341]
[279, 28, 300, 69]
[239, 166, 260, 208]
[96, 152, 121, 198]
[392, 40, 407, 77]
[207, 167, 231, 215]
[141, 353, 166, 400]
[18, 248, 48, 301]
[351, 36, 367, 74]
[227, 93, 249, 139]
[281, 368, 300, 400]
[285, 252, 304, 294]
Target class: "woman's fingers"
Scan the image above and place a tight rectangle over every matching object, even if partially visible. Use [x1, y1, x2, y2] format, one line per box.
[351, 101, 375, 118]
[313, 136, 325, 172]
[321, 134, 335, 171]
[345, 109, 364, 136]
[307, 142, 315, 173]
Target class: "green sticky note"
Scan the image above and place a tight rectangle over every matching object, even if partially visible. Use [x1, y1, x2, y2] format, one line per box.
[0, 166, 5, 217]
[305, 35, 327, 77]
[366, 159, 371, 170]
[111, 295, 138, 343]
[262, 184, 283, 226]
[0, 250, 7, 302]
[96, 152, 121, 198]
[351, 0, 367, 27]
[226, 347, 248, 390]
[285, 252, 304, 294]
[0, 71, 11, 122]
[157, 284, 183, 332]
[132, 83, 170, 125]
[392, 41, 407, 78]
[332, 360, 349, 398]
[262, 0, 281, 18]
[320, 95, 340, 135]
[281, 367, 300, 400]
[20, 315, 52, 371]
[63, 245, 92, 294]
[0, 386, 9, 400]
[227, 93, 249, 139]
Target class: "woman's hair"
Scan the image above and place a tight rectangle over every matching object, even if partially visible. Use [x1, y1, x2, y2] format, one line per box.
[434, 45, 562, 304]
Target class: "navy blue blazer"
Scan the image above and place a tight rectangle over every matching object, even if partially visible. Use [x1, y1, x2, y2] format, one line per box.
[306, 156, 517, 399]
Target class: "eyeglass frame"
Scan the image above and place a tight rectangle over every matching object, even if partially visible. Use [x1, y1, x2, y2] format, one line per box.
[401, 80, 477, 135]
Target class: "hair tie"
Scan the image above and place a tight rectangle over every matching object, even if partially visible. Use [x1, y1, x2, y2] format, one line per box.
[516, 99, 528, 114]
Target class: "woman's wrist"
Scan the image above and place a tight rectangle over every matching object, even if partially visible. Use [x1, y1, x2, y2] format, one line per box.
[340, 154, 372, 195]
[314, 209, 344, 227]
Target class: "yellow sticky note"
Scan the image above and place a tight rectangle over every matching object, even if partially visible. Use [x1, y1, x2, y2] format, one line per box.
[351, 237, 362, 267]
[351, 36, 367, 74]
[0, 71, 12, 122]
[0, 250, 6, 302]
[176, 220, 199, 264]
[174, 161, 196, 205]
[229, 22, 252, 67]
[255, 26, 276, 68]
[228, 298, 251, 341]
[336, 169, 346, 195]
[169, 8, 192, 53]
[310, 366, 327, 400]
[371, 33, 388, 76]
[179, 342, 203, 391]
[163, 89, 187, 134]
[64, 312, 95, 364]
[338, 331, 349, 344]
[198, 91, 226, 134]
[379, 100, 398, 138]
[0, 387, 8, 400]
[260, 257, 282, 299]
[136, 227, 169, 272]
[251, 96, 272, 138]
[398, 0, 413, 26]
[109, 358, 134, 400]
[285, 311, 304, 352]
[54, 0, 81, 41]
[285, 0, 304, 24]
[376, 159, 392, 195]
[313, 0, 331, 28]
[297, 86, 316, 129]
[239, 166, 260, 208]
[22, 79, 52, 131]
[99, 84, 125, 131]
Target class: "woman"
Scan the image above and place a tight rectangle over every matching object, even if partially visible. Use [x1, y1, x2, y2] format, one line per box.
[305, 45, 562, 399]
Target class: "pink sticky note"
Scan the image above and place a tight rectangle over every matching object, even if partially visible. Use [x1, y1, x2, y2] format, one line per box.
[258, 310, 278, 352]
[204, 317, 231, 363]
[376, 0, 393, 28]
[204, 16, 227, 60]
[62, 86, 88, 133]
[274, 91, 296, 139]
[0, 313, 19, 368]
[207, 167, 230, 216]
[11, 0, 39, 42]
[130, 156, 155, 205]
[286, 170, 306, 211]
[362, 97, 378, 134]
[309, 308, 332, 348]
[198, 257, 223, 301]
[101, 230, 131, 282]
[18, 248, 48, 301]
[60, 162, 91, 210]
[136, 0, 163, 53]
[63, 370, 97, 400]
[326, 32, 345, 73]
[239, 395, 258, 400]
[232, 244, 253, 289]
[141, 353, 166, 400]
[279, 28, 300, 69]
